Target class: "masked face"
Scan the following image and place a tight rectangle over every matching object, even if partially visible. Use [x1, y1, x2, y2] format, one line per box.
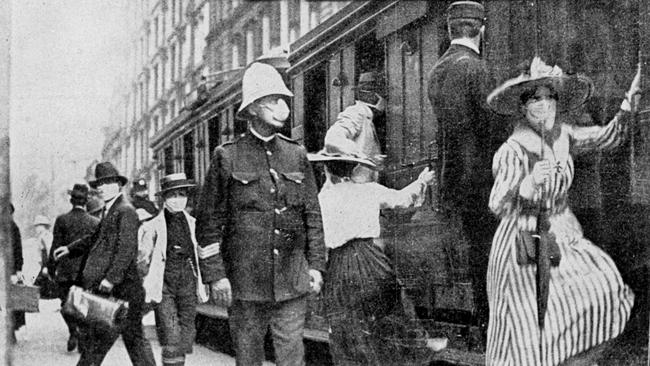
[97, 181, 121, 202]
[523, 86, 557, 131]
[164, 190, 188, 212]
[256, 96, 290, 128]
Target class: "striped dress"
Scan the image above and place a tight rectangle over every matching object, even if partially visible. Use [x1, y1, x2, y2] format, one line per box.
[486, 111, 635, 366]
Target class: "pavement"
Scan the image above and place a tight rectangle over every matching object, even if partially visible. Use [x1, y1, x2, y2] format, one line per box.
[12, 299, 275, 366]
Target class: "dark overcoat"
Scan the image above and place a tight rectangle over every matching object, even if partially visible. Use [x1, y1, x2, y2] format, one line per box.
[427, 44, 507, 213]
[68, 194, 142, 299]
[196, 132, 326, 303]
[49, 207, 99, 283]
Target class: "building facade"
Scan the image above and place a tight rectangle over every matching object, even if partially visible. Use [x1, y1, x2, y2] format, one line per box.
[102, 0, 350, 194]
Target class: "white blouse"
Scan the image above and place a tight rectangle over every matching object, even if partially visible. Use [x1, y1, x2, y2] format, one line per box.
[318, 179, 426, 249]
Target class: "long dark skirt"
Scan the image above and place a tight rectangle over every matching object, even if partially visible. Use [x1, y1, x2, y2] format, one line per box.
[323, 238, 433, 366]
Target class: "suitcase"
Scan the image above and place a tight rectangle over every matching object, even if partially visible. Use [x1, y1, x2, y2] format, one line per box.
[9, 283, 40, 312]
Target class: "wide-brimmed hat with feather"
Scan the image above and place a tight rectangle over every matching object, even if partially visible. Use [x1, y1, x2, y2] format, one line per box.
[487, 57, 594, 115]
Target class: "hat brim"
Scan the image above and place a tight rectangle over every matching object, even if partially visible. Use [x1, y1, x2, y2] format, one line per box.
[89, 175, 128, 189]
[487, 74, 594, 115]
[156, 183, 196, 196]
[307, 152, 378, 169]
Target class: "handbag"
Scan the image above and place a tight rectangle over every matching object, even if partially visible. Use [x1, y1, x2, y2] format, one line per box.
[62, 285, 129, 332]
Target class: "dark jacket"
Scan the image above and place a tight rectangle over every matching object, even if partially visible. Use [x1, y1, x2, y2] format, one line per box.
[68, 194, 141, 296]
[196, 132, 326, 302]
[48, 207, 99, 283]
[427, 44, 506, 214]
[10, 219, 23, 274]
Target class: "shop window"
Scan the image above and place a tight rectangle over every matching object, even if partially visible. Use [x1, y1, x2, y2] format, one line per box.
[164, 145, 174, 175]
[208, 114, 221, 154]
[183, 132, 195, 181]
[355, 32, 386, 154]
[303, 62, 327, 153]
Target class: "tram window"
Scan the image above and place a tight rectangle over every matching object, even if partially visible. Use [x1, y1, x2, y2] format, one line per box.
[303, 62, 327, 153]
[183, 132, 195, 181]
[207, 115, 221, 155]
[163, 145, 174, 175]
[355, 33, 386, 154]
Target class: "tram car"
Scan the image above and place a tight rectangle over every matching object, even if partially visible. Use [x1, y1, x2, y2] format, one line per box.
[150, 1, 649, 364]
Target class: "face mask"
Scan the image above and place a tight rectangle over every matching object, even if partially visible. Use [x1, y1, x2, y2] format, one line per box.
[261, 99, 290, 123]
[98, 182, 120, 202]
[165, 196, 188, 212]
[526, 99, 556, 130]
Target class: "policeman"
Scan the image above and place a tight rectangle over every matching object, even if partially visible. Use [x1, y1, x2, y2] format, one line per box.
[196, 62, 326, 366]
[131, 178, 158, 222]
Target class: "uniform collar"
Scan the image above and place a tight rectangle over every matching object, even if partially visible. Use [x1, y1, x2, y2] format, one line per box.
[451, 38, 480, 55]
[250, 126, 275, 142]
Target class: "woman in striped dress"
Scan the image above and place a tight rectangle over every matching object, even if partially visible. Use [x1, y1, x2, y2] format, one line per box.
[484, 57, 639, 366]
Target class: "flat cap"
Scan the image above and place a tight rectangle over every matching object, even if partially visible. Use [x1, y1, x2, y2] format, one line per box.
[447, 1, 485, 21]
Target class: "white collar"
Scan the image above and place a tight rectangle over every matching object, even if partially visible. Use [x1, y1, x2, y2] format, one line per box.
[451, 38, 480, 55]
[250, 127, 275, 142]
[104, 192, 122, 213]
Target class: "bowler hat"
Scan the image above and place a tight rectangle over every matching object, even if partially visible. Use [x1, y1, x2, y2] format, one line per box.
[89, 162, 128, 189]
[132, 178, 148, 193]
[68, 183, 89, 199]
[157, 173, 196, 195]
[447, 1, 485, 21]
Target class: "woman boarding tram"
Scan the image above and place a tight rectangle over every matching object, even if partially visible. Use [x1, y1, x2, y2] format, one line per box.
[484, 57, 639, 365]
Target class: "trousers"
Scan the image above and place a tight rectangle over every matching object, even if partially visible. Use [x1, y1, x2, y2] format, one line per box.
[229, 296, 307, 366]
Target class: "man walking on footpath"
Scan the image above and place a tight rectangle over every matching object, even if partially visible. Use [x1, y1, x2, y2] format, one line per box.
[138, 173, 209, 366]
[131, 178, 158, 223]
[48, 183, 99, 352]
[427, 1, 505, 332]
[196, 62, 326, 366]
[54, 162, 156, 366]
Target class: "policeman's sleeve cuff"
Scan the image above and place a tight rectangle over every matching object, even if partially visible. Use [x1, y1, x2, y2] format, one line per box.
[198, 242, 221, 259]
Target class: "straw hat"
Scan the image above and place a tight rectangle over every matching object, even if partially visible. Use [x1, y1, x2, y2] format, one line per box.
[486, 57, 594, 115]
[156, 173, 196, 196]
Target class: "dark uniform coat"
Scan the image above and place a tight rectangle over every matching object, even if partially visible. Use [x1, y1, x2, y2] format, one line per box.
[68, 194, 141, 293]
[196, 132, 326, 303]
[49, 207, 99, 283]
[427, 43, 506, 324]
[132, 196, 158, 222]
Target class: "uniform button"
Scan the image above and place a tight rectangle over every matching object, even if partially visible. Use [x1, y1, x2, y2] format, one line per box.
[270, 188, 276, 194]
[274, 229, 281, 235]
[273, 249, 279, 256]
[266, 150, 272, 156]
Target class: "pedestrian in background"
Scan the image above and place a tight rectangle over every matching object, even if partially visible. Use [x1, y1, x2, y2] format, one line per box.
[9, 203, 25, 343]
[54, 162, 155, 366]
[427, 0, 503, 331]
[196, 62, 326, 366]
[86, 193, 105, 219]
[138, 173, 208, 366]
[48, 183, 100, 352]
[131, 178, 158, 223]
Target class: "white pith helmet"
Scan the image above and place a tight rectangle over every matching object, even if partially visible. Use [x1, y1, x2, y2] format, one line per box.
[236, 62, 293, 120]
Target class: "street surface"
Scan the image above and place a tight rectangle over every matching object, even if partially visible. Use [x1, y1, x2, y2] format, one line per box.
[12, 299, 275, 366]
